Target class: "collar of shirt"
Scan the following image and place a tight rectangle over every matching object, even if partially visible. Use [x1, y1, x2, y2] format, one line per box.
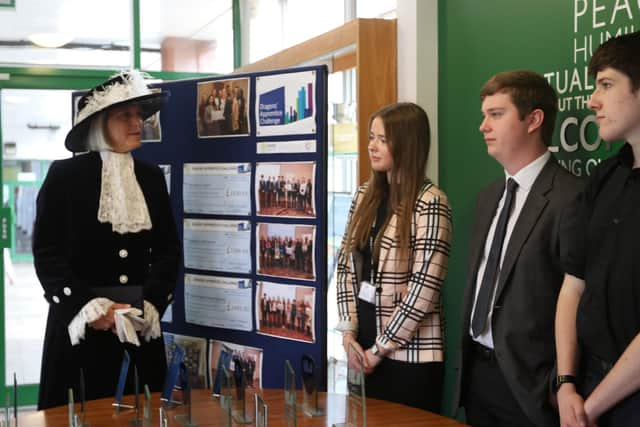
[504, 151, 550, 191]
[616, 143, 634, 169]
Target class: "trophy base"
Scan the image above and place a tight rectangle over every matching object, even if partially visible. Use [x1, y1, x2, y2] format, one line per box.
[174, 414, 199, 427]
[232, 410, 253, 424]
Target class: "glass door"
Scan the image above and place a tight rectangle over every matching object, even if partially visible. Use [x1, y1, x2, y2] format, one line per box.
[1, 88, 73, 405]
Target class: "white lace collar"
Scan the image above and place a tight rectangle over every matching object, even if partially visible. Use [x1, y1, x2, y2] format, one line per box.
[97, 151, 152, 234]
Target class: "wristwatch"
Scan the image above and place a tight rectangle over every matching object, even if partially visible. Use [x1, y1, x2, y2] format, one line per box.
[370, 343, 386, 357]
[554, 375, 576, 393]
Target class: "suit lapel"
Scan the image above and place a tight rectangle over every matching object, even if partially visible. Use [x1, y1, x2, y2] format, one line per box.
[493, 159, 556, 302]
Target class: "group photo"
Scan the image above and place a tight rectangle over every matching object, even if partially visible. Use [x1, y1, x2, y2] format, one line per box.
[256, 223, 315, 281]
[210, 340, 263, 390]
[255, 161, 316, 218]
[255, 281, 316, 343]
[196, 77, 250, 138]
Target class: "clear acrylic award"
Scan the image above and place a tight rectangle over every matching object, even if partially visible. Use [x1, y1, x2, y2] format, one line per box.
[220, 366, 233, 411]
[301, 354, 323, 417]
[231, 359, 252, 424]
[333, 342, 366, 427]
[175, 362, 198, 427]
[283, 360, 296, 427]
[254, 393, 269, 427]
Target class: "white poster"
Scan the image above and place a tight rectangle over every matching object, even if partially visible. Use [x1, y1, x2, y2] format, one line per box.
[183, 163, 251, 215]
[183, 219, 252, 274]
[185, 274, 253, 331]
[255, 70, 317, 137]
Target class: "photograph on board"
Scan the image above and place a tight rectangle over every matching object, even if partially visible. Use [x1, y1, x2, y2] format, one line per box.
[197, 78, 250, 138]
[255, 281, 316, 343]
[210, 339, 263, 392]
[163, 332, 208, 389]
[256, 223, 316, 281]
[256, 161, 316, 218]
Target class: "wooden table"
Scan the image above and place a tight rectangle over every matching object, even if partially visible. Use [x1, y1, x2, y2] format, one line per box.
[21, 389, 468, 426]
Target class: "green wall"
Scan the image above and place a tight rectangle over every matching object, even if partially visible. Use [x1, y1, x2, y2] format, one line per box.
[438, 0, 637, 418]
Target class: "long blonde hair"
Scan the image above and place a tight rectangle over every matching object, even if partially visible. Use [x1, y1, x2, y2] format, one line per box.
[346, 102, 431, 260]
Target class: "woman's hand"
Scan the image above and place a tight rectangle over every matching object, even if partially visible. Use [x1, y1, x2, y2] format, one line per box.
[364, 348, 384, 375]
[343, 332, 368, 371]
[88, 303, 130, 333]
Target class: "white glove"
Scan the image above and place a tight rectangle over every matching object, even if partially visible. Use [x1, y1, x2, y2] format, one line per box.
[141, 300, 161, 342]
[68, 298, 113, 345]
[113, 307, 145, 346]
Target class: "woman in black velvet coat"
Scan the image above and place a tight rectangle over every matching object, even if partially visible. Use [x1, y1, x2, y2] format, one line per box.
[33, 71, 180, 409]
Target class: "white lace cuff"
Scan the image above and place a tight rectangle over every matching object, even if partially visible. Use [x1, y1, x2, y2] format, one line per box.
[68, 297, 114, 346]
[141, 300, 161, 342]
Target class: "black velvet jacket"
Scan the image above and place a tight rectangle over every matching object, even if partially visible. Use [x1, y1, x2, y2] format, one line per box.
[33, 152, 180, 409]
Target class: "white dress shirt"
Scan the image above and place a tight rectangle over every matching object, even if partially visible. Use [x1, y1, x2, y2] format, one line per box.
[470, 151, 551, 348]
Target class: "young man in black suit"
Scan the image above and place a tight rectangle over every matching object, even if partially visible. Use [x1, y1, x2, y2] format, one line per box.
[456, 70, 582, 426]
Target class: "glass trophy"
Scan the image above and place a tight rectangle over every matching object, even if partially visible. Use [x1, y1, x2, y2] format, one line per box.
[231, 360, 252, 424]
[113, 350, 134, 414]
[333, 343, 366, 427]
[222, 386, 232, 427]
[143, 385, 152, 427]
[175, 362, 198, 427]
[212, 346, 232, 397]
[68, 386, 90, 427]
[301, 354, 323, 416]
[68, 388, 74, 427]
[158, 407, 169, 427]
[220, 366, 233, 411]
[254, 393, 269, 427]
[161, 345, 185, 409]
[129, 366, 143, 427]
[283, 360, 296, 427]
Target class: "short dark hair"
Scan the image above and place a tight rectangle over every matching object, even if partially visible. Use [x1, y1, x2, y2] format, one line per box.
[589, 31, 640, 92]
[480, 70, 558, 146]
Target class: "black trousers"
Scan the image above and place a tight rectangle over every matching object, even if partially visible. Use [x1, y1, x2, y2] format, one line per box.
[463, 342, 537, 427]
[365, 357, 443, 412]
[356, 294, 442, 412]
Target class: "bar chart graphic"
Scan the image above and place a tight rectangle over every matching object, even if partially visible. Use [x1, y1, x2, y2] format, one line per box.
[256, 70, 317, 136]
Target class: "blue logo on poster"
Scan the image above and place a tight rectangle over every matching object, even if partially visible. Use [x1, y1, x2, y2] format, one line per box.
[259, 87, 285, 126]
[259, 82, 315, 127]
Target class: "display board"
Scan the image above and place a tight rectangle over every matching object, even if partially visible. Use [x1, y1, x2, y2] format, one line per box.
[124, 66, 327, 391]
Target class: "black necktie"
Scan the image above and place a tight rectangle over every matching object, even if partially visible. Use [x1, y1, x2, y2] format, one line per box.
[471, 178, 519, 338]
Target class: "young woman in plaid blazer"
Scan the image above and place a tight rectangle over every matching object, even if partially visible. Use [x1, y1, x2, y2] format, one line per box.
[336, 102, 452, 412]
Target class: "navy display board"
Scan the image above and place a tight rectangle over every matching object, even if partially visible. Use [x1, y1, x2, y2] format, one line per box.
[130, 66, 327, 390]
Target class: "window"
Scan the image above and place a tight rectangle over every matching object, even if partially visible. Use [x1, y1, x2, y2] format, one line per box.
[140, 0, 234, 73]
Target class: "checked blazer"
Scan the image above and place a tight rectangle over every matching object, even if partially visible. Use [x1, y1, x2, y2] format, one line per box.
[335, 180, 452, 362]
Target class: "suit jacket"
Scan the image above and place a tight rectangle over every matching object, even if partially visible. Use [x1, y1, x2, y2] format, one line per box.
[33, 152, 181, 409]
[336, 180, 452, 362]
[456, 158, 582, 427]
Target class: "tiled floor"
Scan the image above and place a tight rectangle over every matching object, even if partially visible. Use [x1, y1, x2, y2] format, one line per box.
[5, 262, 47, 386]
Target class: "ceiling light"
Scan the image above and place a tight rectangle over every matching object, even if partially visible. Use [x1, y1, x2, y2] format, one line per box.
[28, 33, 73, 48]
